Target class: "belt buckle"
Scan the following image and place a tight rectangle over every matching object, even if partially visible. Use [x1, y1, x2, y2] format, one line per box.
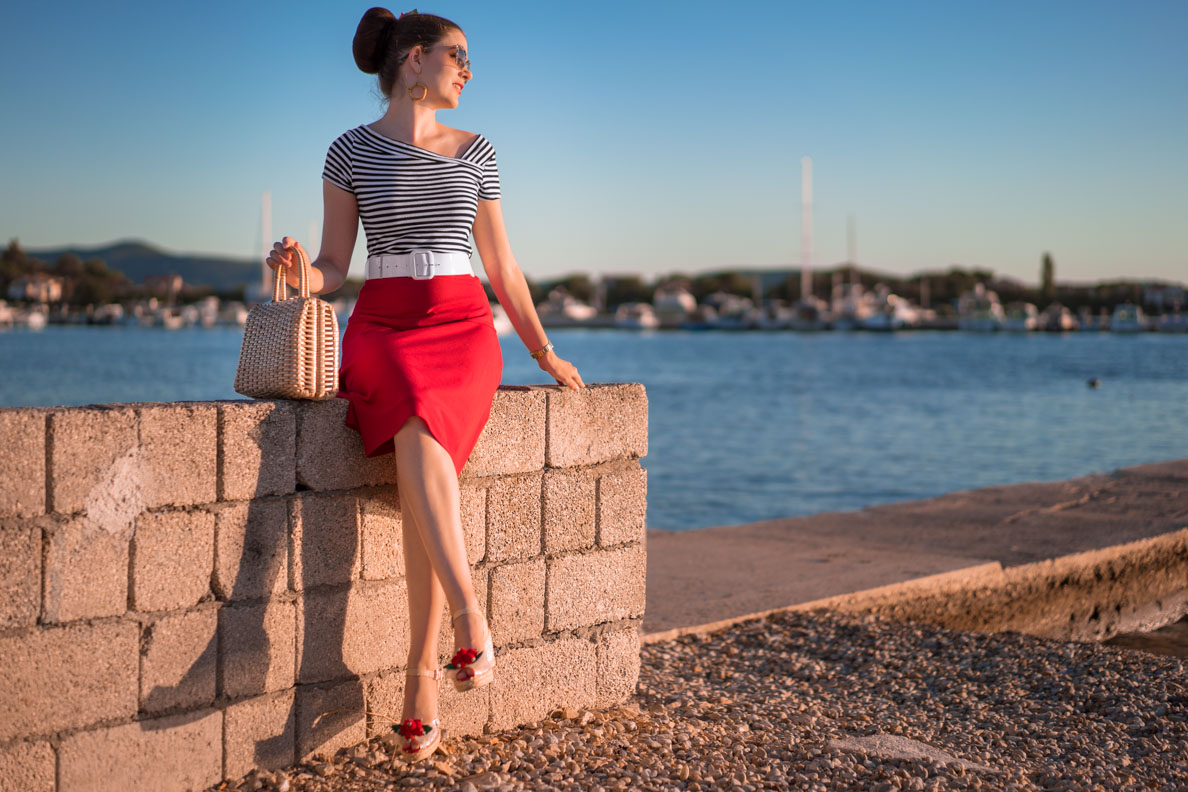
[410, 250, 435, 280]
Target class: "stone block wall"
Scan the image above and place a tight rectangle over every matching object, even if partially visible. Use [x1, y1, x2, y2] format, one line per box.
[0, 383, 648, 792]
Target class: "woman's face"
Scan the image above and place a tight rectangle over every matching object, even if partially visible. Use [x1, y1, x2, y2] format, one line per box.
[411, 28, 471, 108]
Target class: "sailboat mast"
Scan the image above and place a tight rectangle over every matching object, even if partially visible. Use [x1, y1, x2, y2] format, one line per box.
[260, 191, 272, 296]
[800, 156, 813, 301]
[848, 213, 858, 287]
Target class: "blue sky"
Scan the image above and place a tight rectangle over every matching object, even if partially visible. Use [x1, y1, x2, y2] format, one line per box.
[2, 0, 1185, 284]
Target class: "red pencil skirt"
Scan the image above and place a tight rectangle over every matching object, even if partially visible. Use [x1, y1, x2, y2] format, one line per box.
[336, 273, 503, 477]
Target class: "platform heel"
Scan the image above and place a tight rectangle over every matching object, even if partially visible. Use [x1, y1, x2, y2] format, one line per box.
[446, 605, 495, 692]
[394, 667, 442, 763]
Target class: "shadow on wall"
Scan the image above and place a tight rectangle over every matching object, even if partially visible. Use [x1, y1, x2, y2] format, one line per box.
[141, 399, 374, 770]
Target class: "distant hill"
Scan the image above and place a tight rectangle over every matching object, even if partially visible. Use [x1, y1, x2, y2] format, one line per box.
[24, 239, 262, 290]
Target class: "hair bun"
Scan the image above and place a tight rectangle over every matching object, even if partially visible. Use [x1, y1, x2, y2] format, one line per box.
[353, 7, 397, 74]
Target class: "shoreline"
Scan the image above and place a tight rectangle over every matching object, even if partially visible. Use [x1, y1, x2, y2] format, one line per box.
[644, 458, 1188, 647]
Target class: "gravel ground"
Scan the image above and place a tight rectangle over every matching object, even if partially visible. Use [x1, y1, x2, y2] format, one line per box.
[208, 610, 1188, 792]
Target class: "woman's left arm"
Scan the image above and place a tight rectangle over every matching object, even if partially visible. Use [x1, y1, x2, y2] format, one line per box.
[473, 198, 585, 390]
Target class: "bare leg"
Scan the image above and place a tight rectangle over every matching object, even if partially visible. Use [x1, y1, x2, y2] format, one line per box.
[400, 504, 444, 723]
[393, 417, 486, 659]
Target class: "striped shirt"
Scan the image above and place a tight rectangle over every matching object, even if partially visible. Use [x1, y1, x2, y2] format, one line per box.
[321, 124, 501, 258]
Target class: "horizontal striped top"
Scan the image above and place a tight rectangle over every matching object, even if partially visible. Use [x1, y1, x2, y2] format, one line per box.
[321, 124, 501, 258]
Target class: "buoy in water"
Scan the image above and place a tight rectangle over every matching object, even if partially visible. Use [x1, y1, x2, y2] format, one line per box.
[1087, 378, 1101, 388]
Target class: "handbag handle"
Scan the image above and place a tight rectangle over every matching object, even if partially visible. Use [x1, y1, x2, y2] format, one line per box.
[272, 244, 311, 302]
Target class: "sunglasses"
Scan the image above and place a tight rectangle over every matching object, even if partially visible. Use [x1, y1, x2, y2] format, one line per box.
[398, 43, 470, 73]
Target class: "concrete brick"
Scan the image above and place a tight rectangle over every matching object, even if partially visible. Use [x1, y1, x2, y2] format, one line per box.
[132, 508, 215, 612]
[212, 499, 288, 601]
[138, 402, 217, 508]
[486, 472, 543, 564]
[220, 600, 297, 699]
[58, 707, 222, 792]
[464, 386, 546, 477]
[219, 400, 296, 501]
[140, 607, 218, 713]
[362, 670, 405, 741]
[47, 405, 137, 515]
[597, 465, 648, 547]
[436, 565, 489, 663]
[546, 383, 648, 468]
[43, 515, 129, 623]
[596, 624, 642, 707]
[0, 739, 55, 792]
[0, 408, 47, 518]
[297, 581, 406, 684]
[489, 558, 545, 647]
[461, 481, 487, 564]
[543, 468, 597, 554]
[0, 620, 138, 740]
[290, 492, 360, 590]
[296, 679, 366, 762]
[546, 545, 647, 632]
[358, 487, 403, 581]
[223, 689, 296, 780]
[365, 668, 488, 742]
[436, 673, 491, 739]
[0, 518, 42, 629]
[488, 637, 596, 731]
[295, 399, 396, 491]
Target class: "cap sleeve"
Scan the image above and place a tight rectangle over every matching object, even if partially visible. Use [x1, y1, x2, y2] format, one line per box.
[322, 132, 354, 193]
[479, 147, 501, 201]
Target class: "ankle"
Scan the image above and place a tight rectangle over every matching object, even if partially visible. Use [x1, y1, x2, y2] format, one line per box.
[402, 677, 438, 711]
[451, 599, 482, 621]
[454, 612, 486, 644]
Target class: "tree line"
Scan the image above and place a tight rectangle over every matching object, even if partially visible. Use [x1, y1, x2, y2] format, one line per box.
[4, 238, 1176, 315]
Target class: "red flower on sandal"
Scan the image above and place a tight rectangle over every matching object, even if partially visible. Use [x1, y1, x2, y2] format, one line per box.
[446, 647, 480, 669]
[398, 718, 432, 740]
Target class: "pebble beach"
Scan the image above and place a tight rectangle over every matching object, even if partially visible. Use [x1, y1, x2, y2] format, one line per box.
[207, 609, 1187, 792]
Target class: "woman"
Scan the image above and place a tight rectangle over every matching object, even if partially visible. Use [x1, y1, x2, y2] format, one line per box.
[266, 7, 585, 763]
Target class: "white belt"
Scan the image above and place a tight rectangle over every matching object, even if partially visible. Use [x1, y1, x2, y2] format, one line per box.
[365, 250, 474, 280]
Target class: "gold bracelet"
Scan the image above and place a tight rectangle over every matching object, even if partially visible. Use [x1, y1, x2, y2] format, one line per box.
[530, 341, 554, 360]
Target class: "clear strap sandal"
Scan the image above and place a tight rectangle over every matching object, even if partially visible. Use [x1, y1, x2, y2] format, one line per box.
[395, 667, 442, 763]
[446, 605, 496, 692]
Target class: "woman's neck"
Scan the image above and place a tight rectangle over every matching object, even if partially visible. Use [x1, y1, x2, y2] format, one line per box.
[372, 98, 440, 144]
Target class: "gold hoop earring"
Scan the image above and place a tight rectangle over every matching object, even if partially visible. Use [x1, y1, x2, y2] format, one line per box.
[408, 81, 428, 101]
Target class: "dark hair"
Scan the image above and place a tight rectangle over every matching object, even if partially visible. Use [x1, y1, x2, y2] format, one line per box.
[352, 8, 463, 98]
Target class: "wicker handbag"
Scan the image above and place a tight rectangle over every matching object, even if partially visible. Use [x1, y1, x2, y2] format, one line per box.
[233, 245, 341, 400]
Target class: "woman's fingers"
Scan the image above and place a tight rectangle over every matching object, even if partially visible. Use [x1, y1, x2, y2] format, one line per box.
[268, 240, 302, 269]
[283, 238, 304, 260]
[555, 361, 584, 390]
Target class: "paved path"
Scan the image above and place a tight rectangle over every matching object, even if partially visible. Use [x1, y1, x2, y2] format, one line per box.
[644, 457, 1188, 635]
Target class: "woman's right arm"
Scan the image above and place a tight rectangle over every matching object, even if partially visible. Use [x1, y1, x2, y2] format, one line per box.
[266, 180, 358, 295]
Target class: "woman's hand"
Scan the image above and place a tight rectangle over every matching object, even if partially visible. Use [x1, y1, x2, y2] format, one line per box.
[264, 236, 307, 289]
[538, 349, 585, 390]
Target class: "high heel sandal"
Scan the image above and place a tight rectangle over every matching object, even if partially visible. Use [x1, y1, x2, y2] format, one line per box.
[446, 605, 495, 692]
[394, 667, 442, 763]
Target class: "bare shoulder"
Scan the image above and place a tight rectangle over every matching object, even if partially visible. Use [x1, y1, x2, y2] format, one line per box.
[440, 124, 482, 155]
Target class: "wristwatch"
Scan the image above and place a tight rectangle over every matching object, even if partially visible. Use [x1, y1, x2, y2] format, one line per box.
[530, 341, 554, 360]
